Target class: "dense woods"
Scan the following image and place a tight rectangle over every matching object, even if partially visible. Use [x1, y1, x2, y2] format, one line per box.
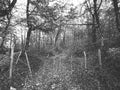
[0, 0, 120, 90]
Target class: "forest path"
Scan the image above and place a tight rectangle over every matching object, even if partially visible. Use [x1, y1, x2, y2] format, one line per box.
[0, 51, 85, 90]
[22, 51, 85, 90]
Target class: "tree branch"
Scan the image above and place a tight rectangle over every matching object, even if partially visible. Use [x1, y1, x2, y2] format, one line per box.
[0, 0, 17, 17]
[85, 0, 94, 16]
[97, 0, 103, 11]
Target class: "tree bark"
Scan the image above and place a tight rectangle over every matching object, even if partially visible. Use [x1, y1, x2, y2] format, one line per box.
[92, 0, 101, 44]
[112, 0, 120, 32]
[92, 14, 97, 43]
[55, 25, 62, 47]
[25, 28, 32, 51]
[24, 0, 32, 51]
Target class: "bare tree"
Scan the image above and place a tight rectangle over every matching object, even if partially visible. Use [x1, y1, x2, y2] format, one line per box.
[85, 0, 103, 43]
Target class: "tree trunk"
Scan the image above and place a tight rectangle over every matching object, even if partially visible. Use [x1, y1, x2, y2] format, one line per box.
[25, 28, 32, 51]
[112, 0, 120, 32]
[24, 0, 32, 51]
[55, 26, 62, 48]
[92, 15, 97, 43]
[92, 0, 101, 44]
[0, 37, 5, 48]
[63, 31, 66, 45]
[0, 14, 11, 54]
[91, 0, 98, 43]
[38, 30, 41, 50]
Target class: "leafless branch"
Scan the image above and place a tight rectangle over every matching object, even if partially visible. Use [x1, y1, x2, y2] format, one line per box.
[97, 0, 103, 11]
[85, 0, 94, 16]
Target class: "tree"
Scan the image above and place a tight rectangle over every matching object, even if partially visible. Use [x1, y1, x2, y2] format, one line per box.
[0, 0, 17, 17]
[0, 15, 12, 48]
[85, 0, 103, 43]
[24, 0, 57, 51]
[25, 0, 32, 51]
[0, 0, 14, 53]
[112, 0, 120, 32]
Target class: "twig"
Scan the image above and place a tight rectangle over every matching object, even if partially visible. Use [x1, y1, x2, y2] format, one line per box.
[97, 0, 103, 11]
[15, 51, 22, 64]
